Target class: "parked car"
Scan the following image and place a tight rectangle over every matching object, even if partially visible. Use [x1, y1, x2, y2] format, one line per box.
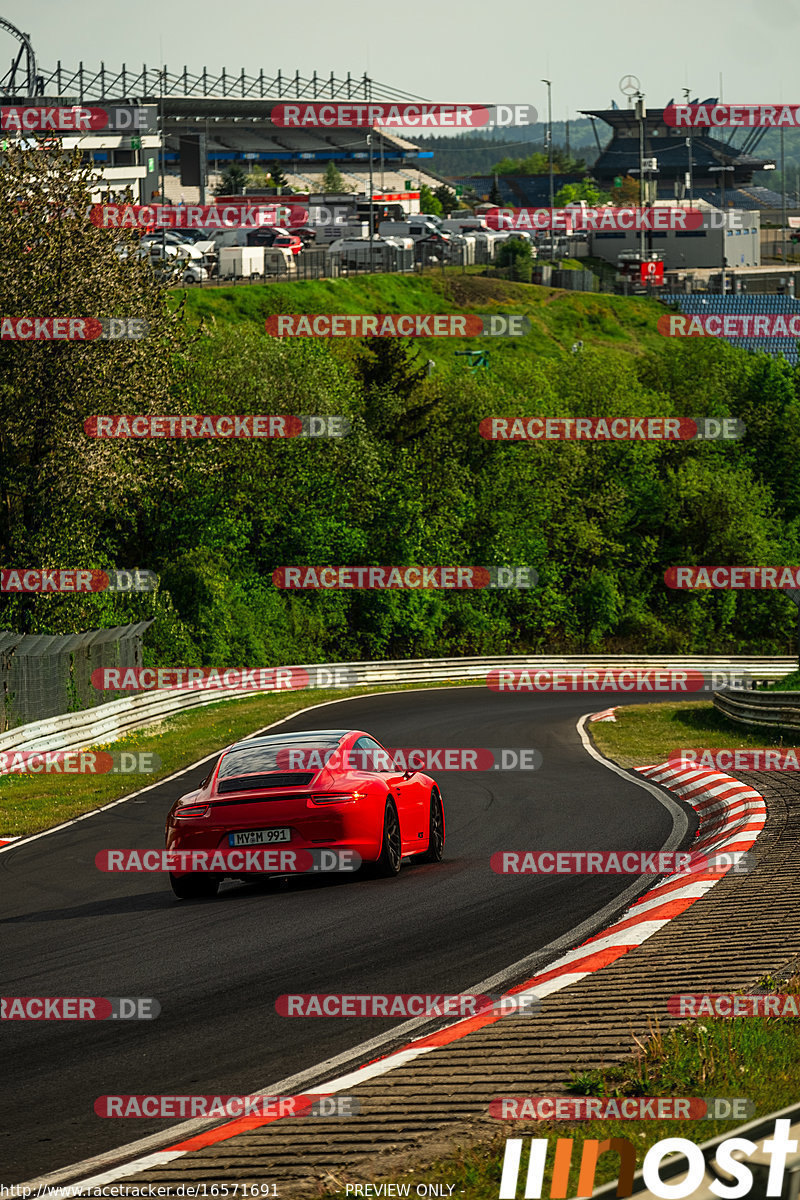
[272, 232, 302, 256]
[182, 263, 211, 284]
[293, 226, 317, 246]
[246, 227, 288, 247]
[414, 232, 453, 262]
[140, 231, 197, 249]
[378, 219, 441, 242]
[440, 218, 490, 235]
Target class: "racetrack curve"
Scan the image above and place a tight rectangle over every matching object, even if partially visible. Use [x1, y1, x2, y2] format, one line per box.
[0, 687, 693, 1183]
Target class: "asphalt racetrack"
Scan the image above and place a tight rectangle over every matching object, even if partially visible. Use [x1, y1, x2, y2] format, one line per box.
[0, 687, 693, 1183]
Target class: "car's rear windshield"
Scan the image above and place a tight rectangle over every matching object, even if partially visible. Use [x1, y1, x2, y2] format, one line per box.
[217, 739, 344, 780]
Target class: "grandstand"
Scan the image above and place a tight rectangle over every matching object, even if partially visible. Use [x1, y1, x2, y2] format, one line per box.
[9, 61, 441, 204]
[581, 102, 774, 200]
[659, 293, 800, 365]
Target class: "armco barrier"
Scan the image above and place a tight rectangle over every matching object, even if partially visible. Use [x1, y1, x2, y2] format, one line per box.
[0, 655, 793, 756]
[714, 687, 800, 734]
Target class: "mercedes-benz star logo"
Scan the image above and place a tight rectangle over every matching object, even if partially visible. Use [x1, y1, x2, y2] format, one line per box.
[619, 75, 641, 96]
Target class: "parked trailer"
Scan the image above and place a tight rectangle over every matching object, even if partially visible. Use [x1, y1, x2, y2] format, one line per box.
[218, 247, 267, 279]
[216, 247, 295, 279]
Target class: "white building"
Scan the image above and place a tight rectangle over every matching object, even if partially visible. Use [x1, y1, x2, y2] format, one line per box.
[589, 201, 761, 271]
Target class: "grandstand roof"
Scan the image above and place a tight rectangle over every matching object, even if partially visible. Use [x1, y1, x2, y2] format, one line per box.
[581, 107, 775, 184]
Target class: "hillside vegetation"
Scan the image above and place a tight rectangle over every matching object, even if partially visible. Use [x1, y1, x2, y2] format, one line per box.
[7, 254, 800, 665]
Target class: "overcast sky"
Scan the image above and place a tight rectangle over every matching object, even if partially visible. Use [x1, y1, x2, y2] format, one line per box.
[9, 0, 800, 120]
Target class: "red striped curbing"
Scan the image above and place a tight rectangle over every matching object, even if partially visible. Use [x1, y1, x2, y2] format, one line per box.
[589, 707, 618, 723]
[55, 757, 767, 1189]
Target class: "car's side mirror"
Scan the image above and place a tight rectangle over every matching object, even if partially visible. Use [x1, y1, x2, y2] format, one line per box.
[403, 768, 416, 780]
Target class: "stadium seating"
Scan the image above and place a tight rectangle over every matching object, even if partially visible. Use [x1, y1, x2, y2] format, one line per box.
[659, 294, 800, 364]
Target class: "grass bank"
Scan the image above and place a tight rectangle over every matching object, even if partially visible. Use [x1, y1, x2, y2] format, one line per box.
[0, 680, 473, 837]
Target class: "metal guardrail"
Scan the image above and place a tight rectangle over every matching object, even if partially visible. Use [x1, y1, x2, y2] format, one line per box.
[0, 656, 794, 755]
[714, 687, 800, 734]
[0, 621, 152, 732]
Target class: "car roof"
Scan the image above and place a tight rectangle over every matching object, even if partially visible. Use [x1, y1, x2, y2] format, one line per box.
[225, 729, 355, 753]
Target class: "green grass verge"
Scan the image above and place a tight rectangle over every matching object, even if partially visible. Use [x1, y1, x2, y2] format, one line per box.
[0, 680, 475, 837]
[766, 670, 800, 691]
[589, 698, 800, 768]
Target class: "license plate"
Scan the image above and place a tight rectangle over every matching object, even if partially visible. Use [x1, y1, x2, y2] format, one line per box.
[228, 828, 291, 847]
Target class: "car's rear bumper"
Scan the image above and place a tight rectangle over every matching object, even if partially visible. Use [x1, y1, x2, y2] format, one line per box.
[166, 814, 382, 877]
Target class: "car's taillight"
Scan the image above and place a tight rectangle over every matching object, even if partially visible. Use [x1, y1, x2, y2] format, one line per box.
[175, 804, 210, 818]
[310, 791, 363, 805]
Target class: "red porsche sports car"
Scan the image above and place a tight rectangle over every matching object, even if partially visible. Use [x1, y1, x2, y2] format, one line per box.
[165, 728, 445, 899]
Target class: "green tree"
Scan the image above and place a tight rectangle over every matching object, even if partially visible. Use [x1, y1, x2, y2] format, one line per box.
[610, 175, 640, 205]
[215, 163, 248, 195]
[434, 184, 457, 213]
[419, 184, 443, 215]
[489, 176, 503, 206]
[0, 142, 190, 631]
[555, 181, 612, 206]
[492, 149, 586, 176]
[322, 162, 347, 192]
[496, 237, 532, 281]
[244, 166, 272, 191]
[269, 162, 290, 192]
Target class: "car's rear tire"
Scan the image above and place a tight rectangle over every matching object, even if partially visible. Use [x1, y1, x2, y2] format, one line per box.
[417, 789, 445, 863]
[373, 799, 402, 877]
[169, 872, 220, 900]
